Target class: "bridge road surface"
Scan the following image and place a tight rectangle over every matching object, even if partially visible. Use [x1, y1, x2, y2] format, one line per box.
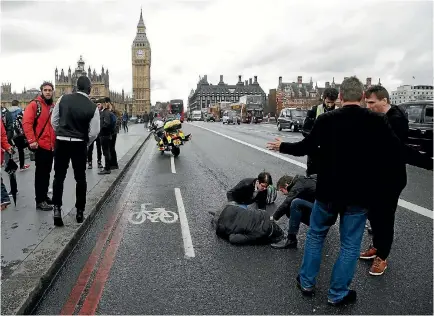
[34, 123, 433, 315]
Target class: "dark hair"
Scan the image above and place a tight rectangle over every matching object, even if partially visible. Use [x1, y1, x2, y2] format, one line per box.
[277, 175, 294, 189]
[77, 76, 92, 95]
[104, 97, 111, 103]
[11, 100, 19, 107]
[340, 76, 364, 102]
[323, 88, 339, 101]
[40, 81, 54, 91]
[365, 85, 390, 104]
[258, 171, 272, 185]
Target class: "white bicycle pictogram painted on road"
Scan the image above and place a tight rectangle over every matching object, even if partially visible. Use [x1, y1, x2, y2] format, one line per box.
[128, 203, 179, 225]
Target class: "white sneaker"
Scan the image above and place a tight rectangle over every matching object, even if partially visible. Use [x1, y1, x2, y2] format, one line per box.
[48, 188, 53, 194]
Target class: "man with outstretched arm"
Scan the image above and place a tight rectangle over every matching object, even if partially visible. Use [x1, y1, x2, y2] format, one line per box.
[266, 76, 432, 307]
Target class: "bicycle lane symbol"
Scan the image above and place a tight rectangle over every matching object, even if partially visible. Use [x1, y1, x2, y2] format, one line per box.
[128, 203, 179, 225]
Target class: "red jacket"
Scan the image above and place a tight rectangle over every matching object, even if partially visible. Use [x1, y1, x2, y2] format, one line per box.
[1, 121, 12, 164]
[22, 95, 55, 151]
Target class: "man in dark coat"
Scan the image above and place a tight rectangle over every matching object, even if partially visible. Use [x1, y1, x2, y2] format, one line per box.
[226, 172, 272, 210]
[270, 174, 317, 249]
[212, 181, 284, 245]
[302, 88, 339, 176]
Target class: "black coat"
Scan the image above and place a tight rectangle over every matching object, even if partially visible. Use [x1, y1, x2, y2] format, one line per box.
[227, 178, 267, 210]
[216, 203, 283, 245]
[280, 104, 432, 210]
[99, 108, 112, 137]
[273, 175, 317, 221]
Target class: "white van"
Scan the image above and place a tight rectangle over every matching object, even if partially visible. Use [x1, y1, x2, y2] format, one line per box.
[192, 110, 202, 121]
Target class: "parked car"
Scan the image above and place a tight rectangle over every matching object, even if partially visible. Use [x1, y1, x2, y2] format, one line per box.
[277, 108, 308, 132]
[399, 100, 433, 157]
[222, 110, 240, 125]
[206, 114, 216, 122]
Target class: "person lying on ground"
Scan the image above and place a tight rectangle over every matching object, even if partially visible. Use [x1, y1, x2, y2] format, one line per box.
[226, 171, 276, 211]
[211, 182, 284, 245]
[270, 174, 317, 249]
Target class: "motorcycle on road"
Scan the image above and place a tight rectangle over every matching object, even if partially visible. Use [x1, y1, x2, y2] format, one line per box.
[152, 119, 191, 157]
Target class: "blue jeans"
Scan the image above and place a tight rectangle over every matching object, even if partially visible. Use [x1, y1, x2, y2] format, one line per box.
[299, 200, 367, 303]
[1, 177, 10, 205]
[288, 198, 313, 236]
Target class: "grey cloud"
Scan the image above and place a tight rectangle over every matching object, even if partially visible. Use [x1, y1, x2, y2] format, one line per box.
[177, 0, 213, 10]
[0, 1, 37, 12]
[1, 24, 63, 55]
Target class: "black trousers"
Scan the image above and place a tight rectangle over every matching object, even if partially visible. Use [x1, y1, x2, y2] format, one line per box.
[87, 137, 102, 163]
[34, 148, 53, 204]
[368, 197, 399, 260]
[52, 140, 87, 210]
[122, 121, 128, 132]
[110, 133, 118, 167]
[13, 135, 27, 168]
[100, 136, 111, 171]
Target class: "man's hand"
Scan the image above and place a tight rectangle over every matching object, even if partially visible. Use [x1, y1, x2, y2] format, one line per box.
[266, 138, 282, 151]
[29, 142, 38, 150]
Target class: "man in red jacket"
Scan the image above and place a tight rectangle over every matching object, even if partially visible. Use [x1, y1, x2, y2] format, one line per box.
[1, 121, 13, 210]
[22, 82, 56, 211]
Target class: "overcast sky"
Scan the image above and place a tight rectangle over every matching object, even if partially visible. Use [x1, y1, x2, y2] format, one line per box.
[1, 0, 432, 106]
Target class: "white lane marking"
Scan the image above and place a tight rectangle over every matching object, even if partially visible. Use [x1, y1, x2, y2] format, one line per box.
[191, 123, 434, 219]
[398, 200, 433, 219]
[170, 156, 176, 173]
[174, 188, 195, 258]
[192, 124, 307, 169]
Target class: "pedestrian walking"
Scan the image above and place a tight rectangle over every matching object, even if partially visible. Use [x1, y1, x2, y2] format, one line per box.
[122, 111, 129, 132]
[98, 100, 113, 175]
[50, 76, 100, 226]
[12, 110, 30, 171]
[1, 121, 13, 211]
[107, 100, 119, 169]
[266, 76, 431, 306]
[302, 87, 339, 176]
[22, 81, 56, 211]
[143, 111, 150, 129]
[87, 101, 103, 169]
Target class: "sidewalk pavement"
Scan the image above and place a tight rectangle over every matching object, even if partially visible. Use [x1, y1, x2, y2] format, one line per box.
[1, 124, 151, 315]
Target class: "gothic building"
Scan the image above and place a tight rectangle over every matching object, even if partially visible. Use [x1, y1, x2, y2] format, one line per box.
[54, 55, 126, 110]
[276, 75, 381, 112]
[1, 84, 40, 109]
[188, 75, 266, 112]
[131, 8, 151, 116]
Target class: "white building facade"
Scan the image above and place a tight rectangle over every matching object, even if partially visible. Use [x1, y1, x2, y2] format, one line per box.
[390, 85, 433, 104]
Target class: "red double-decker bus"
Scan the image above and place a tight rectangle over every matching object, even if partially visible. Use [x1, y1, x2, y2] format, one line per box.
[167, 99, 185, 122]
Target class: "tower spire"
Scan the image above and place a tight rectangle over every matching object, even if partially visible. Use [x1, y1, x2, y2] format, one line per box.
[137, 7, 145, 32]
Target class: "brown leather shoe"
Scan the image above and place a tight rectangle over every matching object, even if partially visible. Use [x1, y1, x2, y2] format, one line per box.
[369, 257, 388, 276]
[360, 246, 377, 260]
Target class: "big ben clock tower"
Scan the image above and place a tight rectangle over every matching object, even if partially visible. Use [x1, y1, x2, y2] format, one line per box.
[132, 8, 151, 116]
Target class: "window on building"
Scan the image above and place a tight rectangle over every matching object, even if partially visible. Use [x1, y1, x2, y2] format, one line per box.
[425, 106, 433, 123]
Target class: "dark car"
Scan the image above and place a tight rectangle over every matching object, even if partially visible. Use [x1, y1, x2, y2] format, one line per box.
[399, 100, 433, 157]
[277, 108, 307, 132]
[206, 114, 216, 122]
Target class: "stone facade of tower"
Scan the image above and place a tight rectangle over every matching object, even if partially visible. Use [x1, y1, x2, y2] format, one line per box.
[131, 8, 151, 116]
[54, 56, 127, 110]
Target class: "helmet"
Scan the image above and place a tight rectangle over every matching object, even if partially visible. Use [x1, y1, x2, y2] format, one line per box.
[266, 185, 277, 205]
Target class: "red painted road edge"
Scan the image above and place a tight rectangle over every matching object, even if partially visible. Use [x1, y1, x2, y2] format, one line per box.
[60, 208, 126, 315]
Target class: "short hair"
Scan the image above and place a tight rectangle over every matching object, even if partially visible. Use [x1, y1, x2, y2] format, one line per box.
[277, 175, 294, 189]
[11, 100, 19, 107]
[40, 81, 54, 91]
[77, 76, 92, 94]
[323, 88, 339, 101]
[257, 171, 273, 185]
[339, 76, 364, 102]
[365, 85, 390, 104]
[104, 97, 111, 103]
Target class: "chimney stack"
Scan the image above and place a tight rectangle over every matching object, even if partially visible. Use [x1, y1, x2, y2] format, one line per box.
[366, 77, 372, 86]
[245, 80, 248, 86]
[219, 75, 223, 82]
[325, 82, 330, 88]
[238, 75, 242, 83]
[249, 78, 252, 85]
[254, 76, 258, 83]
[297, 76, 302, 84]
[279, 76, 283, 85]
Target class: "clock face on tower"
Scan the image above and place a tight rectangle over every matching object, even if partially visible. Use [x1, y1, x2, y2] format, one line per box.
[136, 49, 144, 58]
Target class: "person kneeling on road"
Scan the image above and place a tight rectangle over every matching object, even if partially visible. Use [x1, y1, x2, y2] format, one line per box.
[226, 171, 276, 211]
[270, 174, 317, 249]
[211, 183, 284, 245]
